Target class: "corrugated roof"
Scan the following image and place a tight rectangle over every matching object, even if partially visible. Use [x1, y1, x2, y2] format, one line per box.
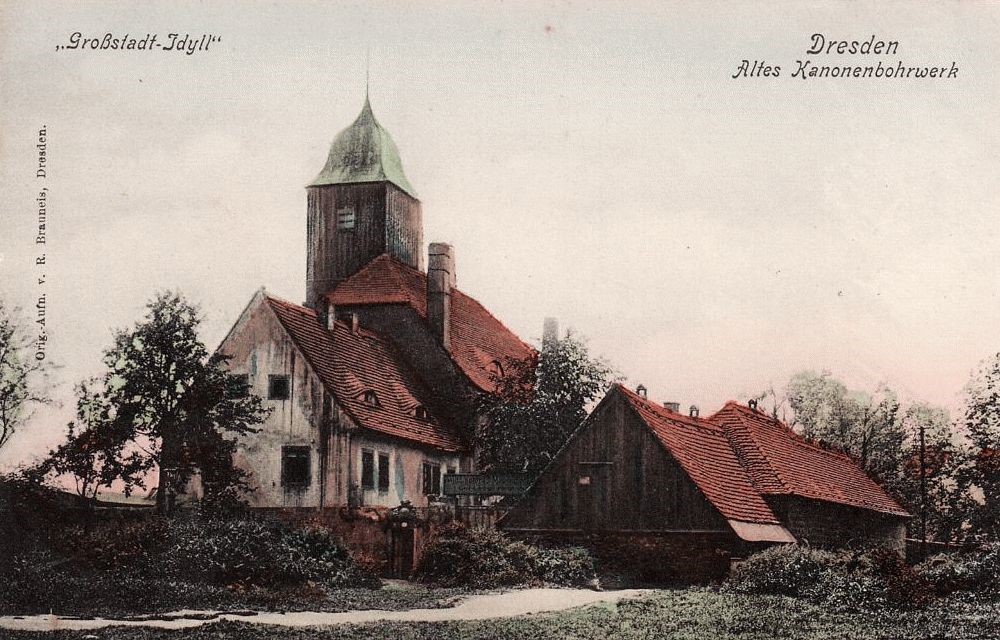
[707, 402, 909, 517]
[328, 254, 536, 392]
[266, 295, 463, 452]
[616, 385, 783, 526]
[309, 97, 417, 198]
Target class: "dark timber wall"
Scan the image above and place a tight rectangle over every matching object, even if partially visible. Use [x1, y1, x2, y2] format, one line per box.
[502, 392, 729, 533]
[306, 182, 422, 307]
[770, 496, 907, 552]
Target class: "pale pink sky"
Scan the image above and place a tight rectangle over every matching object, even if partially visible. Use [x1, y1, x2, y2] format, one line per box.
[2, 1, 998, 468]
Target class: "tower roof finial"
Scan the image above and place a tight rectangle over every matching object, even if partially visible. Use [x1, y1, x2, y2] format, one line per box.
[365, 46, 370, 104]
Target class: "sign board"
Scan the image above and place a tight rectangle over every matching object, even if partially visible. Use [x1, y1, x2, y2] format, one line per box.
[443, 473, 533, 496]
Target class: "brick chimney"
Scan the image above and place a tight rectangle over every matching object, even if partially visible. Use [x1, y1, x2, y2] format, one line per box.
[663, 401, 680, 413]
[427, 243, 455, 350]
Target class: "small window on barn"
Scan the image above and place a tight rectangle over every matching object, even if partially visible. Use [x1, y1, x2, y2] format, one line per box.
[268, 374, 290, 400]
[281, 446, 310, 488]
[378, 453, 390, 493]
[336, 207, 356, 230]
[360, 390, 380, 408]
[422, 462, 441, 496]
[226, 374, 249, 398]
[413, 405, 431, 422]
[361, 449, 375, 489]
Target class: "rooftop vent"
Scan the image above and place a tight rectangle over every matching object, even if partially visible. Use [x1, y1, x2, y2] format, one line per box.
[636, 384, 648, 399]
[689, 405, 700, 418]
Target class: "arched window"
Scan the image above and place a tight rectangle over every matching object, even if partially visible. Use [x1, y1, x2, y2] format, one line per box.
[361, 390, 380, 408]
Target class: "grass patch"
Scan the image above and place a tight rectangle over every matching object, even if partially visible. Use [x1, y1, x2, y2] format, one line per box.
[2, 588, 998, 639]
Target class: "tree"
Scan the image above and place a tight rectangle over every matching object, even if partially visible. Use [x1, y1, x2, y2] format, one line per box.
[896, 403, 971, 543]
[478, 328, 619, 473]
[782, 371, 972, 542]
[101, 292, 268, 514]
[961, 352, 1000, 541]
[30, 379, 148, 531]
[0, 299, 52, 453]
[785, 371, 905, 483]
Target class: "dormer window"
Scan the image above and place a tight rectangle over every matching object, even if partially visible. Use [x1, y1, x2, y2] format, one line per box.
[413, 405, 431, 422]
[361, 390, 380, 408]
[487, 360, 504, 378]
[336, 207, 356, 230]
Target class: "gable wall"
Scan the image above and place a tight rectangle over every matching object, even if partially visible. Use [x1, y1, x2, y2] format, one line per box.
[502, 393, 729, 532]
[219, 301, 328, 508]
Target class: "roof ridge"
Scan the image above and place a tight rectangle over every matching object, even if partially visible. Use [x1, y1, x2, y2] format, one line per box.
[616, 384, 722, 435]
[335, 253, 535, 355]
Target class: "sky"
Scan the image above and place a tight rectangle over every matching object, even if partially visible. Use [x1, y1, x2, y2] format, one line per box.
[1, 1, 998, 468]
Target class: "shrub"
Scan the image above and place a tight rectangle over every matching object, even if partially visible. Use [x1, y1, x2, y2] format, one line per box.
[917, 546, 1000, 596]
[0, 512, 380, 615]
[415, 523, 595, 588]
[724, 545, 932, 610]
[534, 545, 596, 587]
[724, 545, 836, 599]
[161, 515, 378, 588]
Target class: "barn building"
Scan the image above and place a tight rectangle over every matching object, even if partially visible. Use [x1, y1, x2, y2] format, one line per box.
[217, 96, 534, 513]
[501, 384, 909, 581]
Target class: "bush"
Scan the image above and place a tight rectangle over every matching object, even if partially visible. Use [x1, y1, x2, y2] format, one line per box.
[917, 546, 1000, 596]
[0, 512, 380, 615]
[415, 523, 595, 588]
[724, 545, 932, 610]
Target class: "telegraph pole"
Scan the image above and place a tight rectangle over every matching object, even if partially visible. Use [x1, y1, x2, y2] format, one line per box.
[920, 419, 927, 559]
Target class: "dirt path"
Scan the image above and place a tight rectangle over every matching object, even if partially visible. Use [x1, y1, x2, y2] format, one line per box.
[0, 588, 654, 632]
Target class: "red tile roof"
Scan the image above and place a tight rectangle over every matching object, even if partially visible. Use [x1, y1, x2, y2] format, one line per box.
[616, 385, 782, 525]
[266, 295, 464, 452]
[327, 254, 535, 392]
[708, 402, 909, 517]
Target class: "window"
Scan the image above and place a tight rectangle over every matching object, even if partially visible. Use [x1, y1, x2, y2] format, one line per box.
[336, 207, 356, 230]
[361, 390, 380, 408]
[422, 462, 441, 496]
[378, 453, 390, 492]
[281, 446, 311, 487]
[226, 374, 249, 398]
[268, 374, 290, 400]
[413, 405, 431, 421]
[361, 449, 375, 490]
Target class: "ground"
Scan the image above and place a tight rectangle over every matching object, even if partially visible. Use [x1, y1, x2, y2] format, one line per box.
[2, 587, 997, 639]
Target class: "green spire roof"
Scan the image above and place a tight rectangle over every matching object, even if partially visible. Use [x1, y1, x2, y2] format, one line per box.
[309, 97, 417, 198]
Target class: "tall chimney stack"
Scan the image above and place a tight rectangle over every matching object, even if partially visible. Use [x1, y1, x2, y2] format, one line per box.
[542, 317, 559, 352]
[427, 243, 455, 350]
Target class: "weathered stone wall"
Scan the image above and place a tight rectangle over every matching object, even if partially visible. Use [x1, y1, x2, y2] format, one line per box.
[220, 299, 327, 508]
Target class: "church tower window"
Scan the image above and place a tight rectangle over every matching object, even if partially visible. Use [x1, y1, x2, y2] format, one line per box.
[336, 207, 356, 230]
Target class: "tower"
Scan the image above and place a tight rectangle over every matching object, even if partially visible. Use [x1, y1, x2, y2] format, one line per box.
[305, 96, 423, 307]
